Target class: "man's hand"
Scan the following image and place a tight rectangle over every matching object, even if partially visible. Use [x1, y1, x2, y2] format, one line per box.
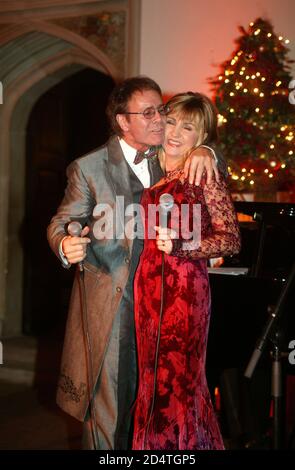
[62, 226, 91, 264]
[155, 226, 177, 255]
[184, 146, 220, 186]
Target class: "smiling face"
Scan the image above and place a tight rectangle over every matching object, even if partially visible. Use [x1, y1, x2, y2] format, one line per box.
[116, 90, 166, 151]
[161, 92, 217, 168]
[163, 112, 202, 160]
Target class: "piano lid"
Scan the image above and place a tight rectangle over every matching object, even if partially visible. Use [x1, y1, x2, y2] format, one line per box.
[209, 202, 295, 280]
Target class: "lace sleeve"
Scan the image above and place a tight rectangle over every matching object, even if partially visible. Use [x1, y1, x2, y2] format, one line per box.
[171, 178, 241, 259]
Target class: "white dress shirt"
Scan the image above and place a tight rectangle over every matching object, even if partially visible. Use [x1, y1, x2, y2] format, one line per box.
[119, 138, 151, 188]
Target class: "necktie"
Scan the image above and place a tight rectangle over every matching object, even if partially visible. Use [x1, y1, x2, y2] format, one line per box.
[133, 146, 158, 164]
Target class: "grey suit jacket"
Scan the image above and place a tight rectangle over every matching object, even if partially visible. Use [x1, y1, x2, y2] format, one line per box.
[47, 136, 163, 421]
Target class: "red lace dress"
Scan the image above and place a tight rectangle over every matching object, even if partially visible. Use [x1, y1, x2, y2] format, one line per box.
[132, 170, 241, 450]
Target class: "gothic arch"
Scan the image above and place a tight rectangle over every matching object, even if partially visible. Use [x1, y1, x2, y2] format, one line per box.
[0, 20, 119, 79]
[0, 28, 118, 335]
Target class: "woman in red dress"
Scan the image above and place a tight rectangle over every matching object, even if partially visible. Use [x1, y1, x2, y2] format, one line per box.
[132, 92, 241, 450]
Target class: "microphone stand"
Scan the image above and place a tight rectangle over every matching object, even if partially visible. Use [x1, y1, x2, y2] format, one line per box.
[244, 259, 295, 449]
[77, 265, 100, 450]
[67, 222, 99, 450]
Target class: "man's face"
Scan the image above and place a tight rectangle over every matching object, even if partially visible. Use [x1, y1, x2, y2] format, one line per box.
[116, 90, 166, 151]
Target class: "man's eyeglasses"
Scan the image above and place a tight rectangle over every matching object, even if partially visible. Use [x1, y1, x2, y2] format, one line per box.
[123, 104, 170, 120]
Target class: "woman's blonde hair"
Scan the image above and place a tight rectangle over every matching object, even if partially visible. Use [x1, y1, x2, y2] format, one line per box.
[160, 92, 218, 169]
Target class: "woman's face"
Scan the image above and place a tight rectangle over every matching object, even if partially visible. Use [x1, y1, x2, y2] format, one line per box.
[163, 112, 199, 158]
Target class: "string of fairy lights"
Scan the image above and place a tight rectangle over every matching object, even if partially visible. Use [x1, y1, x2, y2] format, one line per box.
[214, 20, 294, 189]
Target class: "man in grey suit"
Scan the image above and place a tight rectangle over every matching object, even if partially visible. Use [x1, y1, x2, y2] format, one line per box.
[47, 76, 222, 450]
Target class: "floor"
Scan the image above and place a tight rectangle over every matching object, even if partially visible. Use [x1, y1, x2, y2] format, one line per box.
[0, 381, 82, 450]
[0, 335, 83, 450]
[0, 336, 294, 451]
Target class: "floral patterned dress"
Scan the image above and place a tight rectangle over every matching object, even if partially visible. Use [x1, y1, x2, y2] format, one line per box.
[132, 170, 241, 450]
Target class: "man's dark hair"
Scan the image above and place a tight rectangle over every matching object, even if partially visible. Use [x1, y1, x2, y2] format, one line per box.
[106, 76, 162, 136]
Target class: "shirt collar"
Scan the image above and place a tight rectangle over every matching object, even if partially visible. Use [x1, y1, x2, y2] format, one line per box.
[119, 138, 137, 157]
[119, 138, 150, 168]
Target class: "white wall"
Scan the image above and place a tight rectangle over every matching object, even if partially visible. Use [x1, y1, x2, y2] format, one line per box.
[140, 0, 295, 97]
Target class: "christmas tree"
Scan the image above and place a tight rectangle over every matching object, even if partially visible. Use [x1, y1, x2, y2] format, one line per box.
[210, 18, 295, 196]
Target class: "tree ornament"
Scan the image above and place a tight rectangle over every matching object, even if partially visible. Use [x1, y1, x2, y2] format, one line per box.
[245, 51, 257, 62]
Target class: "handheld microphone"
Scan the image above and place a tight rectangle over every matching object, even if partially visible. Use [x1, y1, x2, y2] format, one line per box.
[67, 221, 84, 272]
[159, 193, 174, 228]
[145, 193, 174, 445]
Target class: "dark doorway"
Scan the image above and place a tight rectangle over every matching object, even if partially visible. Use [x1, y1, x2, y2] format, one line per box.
[23, 68, 115, 336]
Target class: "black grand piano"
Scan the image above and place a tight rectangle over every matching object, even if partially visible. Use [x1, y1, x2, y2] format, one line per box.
[206, 201, 295, 449]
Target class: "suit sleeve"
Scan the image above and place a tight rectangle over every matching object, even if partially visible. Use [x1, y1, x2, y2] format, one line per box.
[171, 178, 241, 259]
[47, 160, 94, 262]
[207, 143, 228, 178]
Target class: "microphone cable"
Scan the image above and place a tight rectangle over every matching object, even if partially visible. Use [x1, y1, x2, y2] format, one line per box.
[78, 267, 100, 450]
[67, 222, 100, 450]
[143, 251, 165, 449]
[141, 193, 174, 448]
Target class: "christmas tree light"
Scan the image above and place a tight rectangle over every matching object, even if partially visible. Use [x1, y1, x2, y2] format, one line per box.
[209, 18, 295, 195]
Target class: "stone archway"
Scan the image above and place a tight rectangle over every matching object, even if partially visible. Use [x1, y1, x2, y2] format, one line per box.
[2, 55, 115, 336]
[0, 1, 140, 336]
[23, 67, 115, 335]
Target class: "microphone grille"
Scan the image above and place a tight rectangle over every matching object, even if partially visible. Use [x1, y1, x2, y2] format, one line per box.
[67, 221, 82, 237]
[159, 193, 174, 210]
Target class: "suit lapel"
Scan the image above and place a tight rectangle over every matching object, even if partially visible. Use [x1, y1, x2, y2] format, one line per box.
[107, 136, 133, 203]
[106, 136, 134, 254]
[148, 148, 164, 185]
